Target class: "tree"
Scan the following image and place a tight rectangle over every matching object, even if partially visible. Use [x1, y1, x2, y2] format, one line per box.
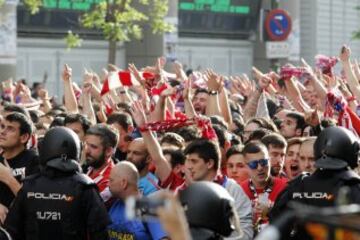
[22, 0, 174, 64]
[353, 6, 360, 40]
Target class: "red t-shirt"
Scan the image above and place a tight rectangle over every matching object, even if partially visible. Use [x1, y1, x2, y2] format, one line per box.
[87, 159, 114, 202]
[159, 171, 187, 193]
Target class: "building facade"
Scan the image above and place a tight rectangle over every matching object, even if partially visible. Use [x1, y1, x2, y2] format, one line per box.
[12, 0, 360, 96]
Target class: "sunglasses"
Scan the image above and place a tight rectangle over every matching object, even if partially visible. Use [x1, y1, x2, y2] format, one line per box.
[247, 159, 269, 170]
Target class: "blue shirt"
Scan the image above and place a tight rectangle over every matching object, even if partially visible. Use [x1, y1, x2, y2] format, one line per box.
[108, 200, 167, 240]
[138, 172, 160, 196]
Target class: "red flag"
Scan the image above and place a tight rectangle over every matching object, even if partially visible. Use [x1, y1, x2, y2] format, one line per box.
[118, 71, 133, 86]
[142, 72, 156, 80]
[118, 71, 151, 87]
[100, 71, 122, 96]
[341, 106, 360, 136]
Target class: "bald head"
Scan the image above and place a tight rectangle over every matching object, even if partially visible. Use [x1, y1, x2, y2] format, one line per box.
[126, 138, 150, 175]
[113, 161, 139, 186]
[109, 161, 140, 199]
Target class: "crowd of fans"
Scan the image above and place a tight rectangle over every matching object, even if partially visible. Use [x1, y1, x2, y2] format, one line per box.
[0, 44, 360, 239]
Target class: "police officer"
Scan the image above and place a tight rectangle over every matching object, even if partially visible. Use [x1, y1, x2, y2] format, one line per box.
[4, 127, 110, 240]
[179, 181, 242, 240]
[268, 126, 360, 240]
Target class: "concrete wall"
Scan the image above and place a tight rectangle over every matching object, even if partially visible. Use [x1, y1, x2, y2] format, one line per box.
[177, 38, 254, 76]
[301, 0, 360, 65]
[17, 38, 125, 98]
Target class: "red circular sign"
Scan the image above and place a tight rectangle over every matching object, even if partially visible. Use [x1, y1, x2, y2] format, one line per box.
[265, 9, 292, 41]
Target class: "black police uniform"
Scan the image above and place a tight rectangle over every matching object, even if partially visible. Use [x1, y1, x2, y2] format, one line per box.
[4, 127, 110, 240]
[5, 171, 110, 240]
[269, 127, 360, 240]
[269, 169, 360, 240]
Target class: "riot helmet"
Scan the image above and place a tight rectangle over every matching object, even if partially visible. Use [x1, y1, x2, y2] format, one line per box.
[314, 126, 360, 169]
[179, 181, 236, 240]
[39, 127, 81, 172]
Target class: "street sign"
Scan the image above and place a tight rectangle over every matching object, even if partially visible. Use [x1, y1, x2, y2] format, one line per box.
[265, 9, 292, 41]
[266, 41, 290, 59]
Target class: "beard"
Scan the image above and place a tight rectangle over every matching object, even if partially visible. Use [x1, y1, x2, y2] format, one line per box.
[270, 167, 280, 177]
[127, 156, 148, 173]
[133, 159, 147, 173]
[86, 152, 107, 169]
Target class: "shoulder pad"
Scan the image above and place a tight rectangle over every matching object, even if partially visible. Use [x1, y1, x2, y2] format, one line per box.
[73, 173, 97, 187]
[23, 173, 41, 181]
[288, 172, 310, 186]
[338, 170, 360, 182]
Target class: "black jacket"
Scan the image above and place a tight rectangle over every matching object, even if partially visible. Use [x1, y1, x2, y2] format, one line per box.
[269, 169, 360, 240]
[4, 170, 110, 240]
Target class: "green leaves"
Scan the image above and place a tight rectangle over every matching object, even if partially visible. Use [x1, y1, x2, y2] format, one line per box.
[355, 6, 360, 40]
[64, 31, 82, 50]
[23, 0, 42, 14]
[352, 31, 360, 40]
[149, 0, 174, 33]
[23, 0, 174, 53]
[78, 0, 172, 43]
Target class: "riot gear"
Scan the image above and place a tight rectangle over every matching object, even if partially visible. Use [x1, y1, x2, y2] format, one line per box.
[269, 127, 360, 240]
[39, 127, 81, 172]
[314, 126, 360, 169]
[4, 127, 110, 240]
[179, 181, 235, 239]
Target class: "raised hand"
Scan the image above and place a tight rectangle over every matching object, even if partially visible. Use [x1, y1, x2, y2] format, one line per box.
[173, 61, 187, 82]
[182, 78, 192, 100]
[20, 83, 31, 97]
[130, 101, 148, 128]
[160, 87, 176, 98]
[338, 79, 353, 98]
[233, 74, 255, 97]
[155, 57, 166, 75]
[62, 64, 72, 82]
[205, 69, 223, 92]
[304, 108, 320, 127]
[129, 63, 145, 85]
[322, 74, 337, 90]
[101, 68, 109, 83]
[83, 69, 94, 94]
[339, 45, 351, 62]
[108, 63, 119, 72]
[252, 67, 272, 90]
[38, 88, 49, 100]
[92, 72, 102, 89]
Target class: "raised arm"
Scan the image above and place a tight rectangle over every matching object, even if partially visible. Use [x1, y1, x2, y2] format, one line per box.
[183, 78, 197, 118]
[205, 69, 223, 117]
[38, 89, 52, 114]
[130, 101, 172, 182]
[62, 64, 79, 113]
[301, 58, 327, 101]
[339, 45, 360, 101]
[219, 87, 233, 125]
[82, 71, 96, 125]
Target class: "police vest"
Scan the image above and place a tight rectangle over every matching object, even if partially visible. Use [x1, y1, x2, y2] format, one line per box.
[20, 172, 97, 240]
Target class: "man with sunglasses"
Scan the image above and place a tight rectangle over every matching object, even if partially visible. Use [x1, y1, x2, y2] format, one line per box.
[240, 141, 287, 235]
